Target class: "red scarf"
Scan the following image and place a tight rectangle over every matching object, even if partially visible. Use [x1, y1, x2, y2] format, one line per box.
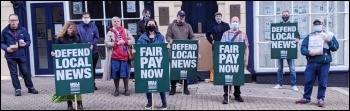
[109, 27, 129, 60]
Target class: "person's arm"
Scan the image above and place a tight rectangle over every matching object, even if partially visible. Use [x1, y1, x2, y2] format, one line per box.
[24, 29, 31, 47]
[165, 23, 173, 43]
[300, 35, 310, 56]
[104, 31, 115, 48]
[188, 24, 195, 40]
[244, 34, 249, 67]
[1, 31, 9, 51]
[92, 25, 100, 45]
[206, 26, 213, 44]
[326, 32, 339, 52]
[125, 29, 135, 45]
[136, 21, 143, 37]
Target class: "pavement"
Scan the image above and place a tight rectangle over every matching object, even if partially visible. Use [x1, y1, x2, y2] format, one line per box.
[1, 76, 349, 110]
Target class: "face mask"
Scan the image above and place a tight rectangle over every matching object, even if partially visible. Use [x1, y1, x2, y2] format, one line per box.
[282, 16, 289, 22]
[67, 29, 73, 36]
[83, 19, 90, 24]
[147, 26, 156, 32]
[144, 17, 149, 21]
[314, 25, 323, 32]
[215, 18, 221, 23]
[231, 23, 239, 29]
[177, 18, 185, 23]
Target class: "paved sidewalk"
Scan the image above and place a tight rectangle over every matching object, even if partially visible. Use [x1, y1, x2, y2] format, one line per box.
[1, 77, 349, 110]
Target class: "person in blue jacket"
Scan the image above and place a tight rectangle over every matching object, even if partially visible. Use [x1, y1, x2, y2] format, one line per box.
[295, 19, 339, 107]
[136, 19, 167, 110]
[1, 14, 38, 96]
[77, 12, 100, 90]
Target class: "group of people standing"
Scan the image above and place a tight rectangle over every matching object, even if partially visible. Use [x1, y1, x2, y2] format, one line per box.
[1, 7, 338, 110]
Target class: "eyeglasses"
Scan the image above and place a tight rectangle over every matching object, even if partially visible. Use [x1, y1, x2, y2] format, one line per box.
[282, 15, 289, 17]
[9, 20, 19, 22]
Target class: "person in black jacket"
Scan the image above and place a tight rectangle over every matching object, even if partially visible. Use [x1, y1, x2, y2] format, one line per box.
[50, 21, 83, 110]
[137, 9, 152, 38]
[206, 12, 230, 48]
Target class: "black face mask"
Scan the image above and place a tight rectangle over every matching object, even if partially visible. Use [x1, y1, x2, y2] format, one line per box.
[146, 26, 156, 32]
[282, 16, 289, 22]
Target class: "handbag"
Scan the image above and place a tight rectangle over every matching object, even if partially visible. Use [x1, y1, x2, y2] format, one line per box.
[127, 45, 134, 61]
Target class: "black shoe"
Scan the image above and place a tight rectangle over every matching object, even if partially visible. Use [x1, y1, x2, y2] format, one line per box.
[94, 85, 98, 90]
[169, 88, 176, 95]
[160, 103, 167, 110]
[145, 103, 152, 110]
[77, 101, 83, 110]
[114, 90, 119, 97]
[222, 95, 228, 104]
[184, 89, 190, 95]
[28, 88, 38, 94]
[124, 90, 130, 96]
[234, 95, 244, 102]
[15, 90, 21, 96]
[67, 101, 73, 110]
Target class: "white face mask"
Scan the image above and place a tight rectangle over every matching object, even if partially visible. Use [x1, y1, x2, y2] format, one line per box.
[231, 23, 239, 29]
[83, 18, 91, 24]
[313, 25, 323, 32]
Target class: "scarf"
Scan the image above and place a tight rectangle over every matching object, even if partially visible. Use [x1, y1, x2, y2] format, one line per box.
[109, 27, 129, 60]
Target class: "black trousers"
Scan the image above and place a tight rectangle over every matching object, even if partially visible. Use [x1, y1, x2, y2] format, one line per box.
[223, 85, 241, 97]
[92, 53, 99, 83]
[171, 80, 188, 90]
[7, 58, 34, 91]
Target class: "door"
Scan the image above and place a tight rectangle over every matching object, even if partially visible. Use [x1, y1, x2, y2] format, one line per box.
[31, 3, 64, 75]
[181, 1, 218, 33]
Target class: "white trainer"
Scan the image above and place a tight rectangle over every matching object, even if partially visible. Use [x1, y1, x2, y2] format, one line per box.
[273, 84, 282, 89]
[292, 86, 299, 91]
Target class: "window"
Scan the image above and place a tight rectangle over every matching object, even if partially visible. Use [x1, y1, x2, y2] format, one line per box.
[254, 1, 348, 71]
[68, 1, 144, 72]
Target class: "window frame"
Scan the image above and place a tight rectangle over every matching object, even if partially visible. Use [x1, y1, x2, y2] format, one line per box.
[253, 1, 349, 73]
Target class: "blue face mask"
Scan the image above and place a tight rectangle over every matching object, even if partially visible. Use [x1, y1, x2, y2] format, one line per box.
[67, 29, 73, 36]
[314, 25, 323, 32]
[231, 23, 239, 29]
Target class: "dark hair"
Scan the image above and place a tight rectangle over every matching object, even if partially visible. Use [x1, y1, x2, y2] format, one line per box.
[142, 9, 150, 14]
[145, 19, 158, 36]
[82, 12, 90, 16]
[9, 14, 18, 19]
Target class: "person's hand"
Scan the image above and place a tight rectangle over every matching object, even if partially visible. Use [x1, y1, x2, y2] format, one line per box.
[117, 39, 125, 45]
[167, 44, 171, 49]
[321, 33, 331, 42]
[295, 38, 300, 43]
[90, 45, 93, 50]
[19, 42, 26, 47]
[227, 40, 232, 44]
[7, 47, 13, 53]
[196, 39, 200, 44]
[168, 39, 173, 44]
[309, 51, 317, 56]
[51, 51, 56, 57]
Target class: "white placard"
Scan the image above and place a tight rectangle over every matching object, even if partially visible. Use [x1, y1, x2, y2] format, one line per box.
[127, 1, 136, 12]
[308, 34, 324, 54]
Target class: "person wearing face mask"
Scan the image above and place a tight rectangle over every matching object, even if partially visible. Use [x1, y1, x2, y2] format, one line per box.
[136, 19, 168, 110]
[77, 12, 100, 90]
[295, 19, 339, 107]
[137, 9, 153, 38]
[272, 10, 301, 91]
[1, 14, 39, 97]
[220, 16, 249, 104]
[51, 21, 84, 110]
[166, 10, 195, 95]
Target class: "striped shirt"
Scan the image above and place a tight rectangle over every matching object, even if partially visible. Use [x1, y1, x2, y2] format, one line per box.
[220, 29, 249, 47]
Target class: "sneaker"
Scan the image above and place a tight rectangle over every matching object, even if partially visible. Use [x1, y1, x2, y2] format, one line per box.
[295, 98, 310, 104]
[169, 88, 176, 95]
[292, 86, 299, 91]
[28, 88, 38, 94]
[15, 90, 21, 96]
[273, 84, 282, 89]
[317, 99, 324, 107]
[234, 95, 244, 102]
[184, 89, 190, 95]
[145, 103, 152, 110]
[160, 103, 167, 110]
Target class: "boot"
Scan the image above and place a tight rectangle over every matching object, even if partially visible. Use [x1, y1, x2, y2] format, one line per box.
[77, 101, 83, 110]
[169, 87, 176, 95]
[67, 101, 73, 110]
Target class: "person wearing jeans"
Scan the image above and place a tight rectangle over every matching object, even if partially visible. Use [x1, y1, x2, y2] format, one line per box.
[272, 10, 300, 91]
[295, 19, 339, 107]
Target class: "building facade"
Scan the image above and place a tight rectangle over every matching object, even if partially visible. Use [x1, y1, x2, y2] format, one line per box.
[1, 1, 348, 86]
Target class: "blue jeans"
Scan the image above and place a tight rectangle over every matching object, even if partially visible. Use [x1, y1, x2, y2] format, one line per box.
[303, 62, 330, 101]
[146, 92, 166, 104]
[276, 59, 297, 86]
[7, 58, 34, 91]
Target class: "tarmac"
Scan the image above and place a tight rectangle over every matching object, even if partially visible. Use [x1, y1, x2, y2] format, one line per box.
[1, 76, 349, 110]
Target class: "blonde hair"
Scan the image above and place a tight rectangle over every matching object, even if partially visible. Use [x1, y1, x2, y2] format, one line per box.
[57, 21, 77, 38]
